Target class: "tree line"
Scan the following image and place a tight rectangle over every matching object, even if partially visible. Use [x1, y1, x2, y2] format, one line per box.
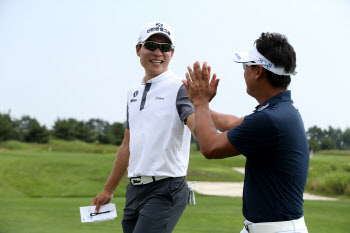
[0, 113, 124, 145]
[307, 126, 350, 151]
[1, 113, 350, 151]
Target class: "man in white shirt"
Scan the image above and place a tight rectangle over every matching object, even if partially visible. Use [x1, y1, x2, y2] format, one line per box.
[91, 21, 196, 233]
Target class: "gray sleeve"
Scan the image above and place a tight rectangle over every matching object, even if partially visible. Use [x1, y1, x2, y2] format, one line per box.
[125, 103, 129, 129]
[176, 84, 195, 123]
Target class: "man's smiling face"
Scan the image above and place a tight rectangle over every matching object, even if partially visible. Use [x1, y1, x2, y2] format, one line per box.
[136, 34, 174, 81]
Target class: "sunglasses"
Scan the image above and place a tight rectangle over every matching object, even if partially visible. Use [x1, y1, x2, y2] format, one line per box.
[242, 62, 265, 70]
[140, 41, 174, 53]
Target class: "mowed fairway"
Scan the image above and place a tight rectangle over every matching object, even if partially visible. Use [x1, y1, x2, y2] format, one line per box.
[1, 149, 350, 233]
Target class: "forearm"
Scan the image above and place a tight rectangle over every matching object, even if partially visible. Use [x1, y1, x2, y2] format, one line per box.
[194, 101, 219, 155]
[103, 132, 130, 194]
[185, 113, 197, 140]
[210, 109, 240, 132]
[210, 109, 245, 132]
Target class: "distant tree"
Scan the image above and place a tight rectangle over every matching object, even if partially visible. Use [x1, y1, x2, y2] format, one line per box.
[25, 121, 49, 143]
[110, 122, 125, 145]
[307, 126, 324, 143]
[14, 116, 32, 141]
[87, 119, 110, 134]
[74, 121, 94, 142]
[306, 126, 324, 151]
[86, 119, 112, 144]
[0, 113, 17, 141]
[320, 138, 337, 150]
[343, 128, 350, 150]
[15, 116, 49, 143]
[53, 118, 98, 142]
[325, 126, 343, 150]
[53, 118, 78, 140]
[97, 133, 115, 144]
[308, 138, 320, 152]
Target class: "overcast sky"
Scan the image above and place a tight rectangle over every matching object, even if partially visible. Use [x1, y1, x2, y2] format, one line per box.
[1, 0, 349, 131]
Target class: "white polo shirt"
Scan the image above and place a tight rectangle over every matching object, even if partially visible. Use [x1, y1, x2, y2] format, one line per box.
[126, 70, 194, 178]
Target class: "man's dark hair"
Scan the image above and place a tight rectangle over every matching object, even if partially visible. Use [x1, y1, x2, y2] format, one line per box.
[255, 33, 296, 89]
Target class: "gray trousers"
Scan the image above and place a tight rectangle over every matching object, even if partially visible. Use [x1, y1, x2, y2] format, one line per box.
[122, 177, 189, 233]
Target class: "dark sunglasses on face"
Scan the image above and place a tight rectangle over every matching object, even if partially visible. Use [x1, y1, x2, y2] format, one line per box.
[242, 62, 265, 70]
[139, 41, 174, 53]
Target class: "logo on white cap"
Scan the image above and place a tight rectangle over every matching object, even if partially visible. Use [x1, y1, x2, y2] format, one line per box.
[146, 23, 171, 36]
[234, 53, 242, 60]
[138, 21, 174, 45]
[232, 44, 297, 76]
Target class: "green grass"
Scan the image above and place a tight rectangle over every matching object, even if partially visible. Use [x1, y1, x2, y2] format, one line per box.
[307, 153, 350, 197]
[188, 152, 246, 182]
[1, 142, 350, 232]
[317, 150, 350, 156]
[0, 150, 246, 198]
[0, 139, 119, 154]
[0, 196, 349, 233]
[0, 150, 127, 198]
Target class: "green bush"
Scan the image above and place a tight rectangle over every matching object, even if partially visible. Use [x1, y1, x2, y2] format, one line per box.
[306, 153, 350, 196]
[323, 172, 350, 195]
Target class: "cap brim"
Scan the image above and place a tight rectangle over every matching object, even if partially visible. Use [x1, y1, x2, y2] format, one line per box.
[232, 51, 252, 63]
[140, 32, 173, 45]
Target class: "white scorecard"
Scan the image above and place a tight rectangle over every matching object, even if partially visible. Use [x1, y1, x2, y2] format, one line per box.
[80, 203, 117, 223]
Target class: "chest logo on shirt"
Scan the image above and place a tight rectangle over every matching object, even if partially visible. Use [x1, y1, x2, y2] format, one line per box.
[155, 97, 164, 100]
[130, 91, 139, 103]
[133, 91, 139, 97]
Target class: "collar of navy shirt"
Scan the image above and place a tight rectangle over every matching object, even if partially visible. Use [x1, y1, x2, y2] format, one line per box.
[254, 90, 292, 113]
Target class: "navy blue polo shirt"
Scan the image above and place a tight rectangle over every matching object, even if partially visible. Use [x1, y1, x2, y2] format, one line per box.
[227, 91, 309, 223]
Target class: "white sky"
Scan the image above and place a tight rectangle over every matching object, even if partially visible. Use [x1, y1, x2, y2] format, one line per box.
[1, 0, 350, 131]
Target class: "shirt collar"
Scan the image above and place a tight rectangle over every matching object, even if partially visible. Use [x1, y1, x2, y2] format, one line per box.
[254, 90, 292, 112]
[141, 69, 173, 84]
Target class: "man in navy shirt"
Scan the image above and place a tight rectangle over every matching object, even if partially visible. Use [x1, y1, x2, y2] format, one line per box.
[184, 33, 309, 233]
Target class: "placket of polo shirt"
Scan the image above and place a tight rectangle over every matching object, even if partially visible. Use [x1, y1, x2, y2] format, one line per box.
[140, 83, 152, 111]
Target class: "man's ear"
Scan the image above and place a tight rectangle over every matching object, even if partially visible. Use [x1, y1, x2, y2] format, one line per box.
[136, 44, 141, 57]
[255, 65, 265, 80]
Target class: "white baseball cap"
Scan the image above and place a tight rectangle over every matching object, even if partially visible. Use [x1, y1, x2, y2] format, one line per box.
[232, 44, 297, 76]
[137, 21, 175, 45]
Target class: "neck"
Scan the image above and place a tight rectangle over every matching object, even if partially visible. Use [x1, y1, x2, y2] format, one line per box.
[144, 75, 153, 83]
[144, 72, 157, 82]
[144, 69, 168, 83]
[255, 88, 287, 105]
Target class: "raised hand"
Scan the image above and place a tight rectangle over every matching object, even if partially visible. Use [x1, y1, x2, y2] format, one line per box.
[183, 61, 219, 104]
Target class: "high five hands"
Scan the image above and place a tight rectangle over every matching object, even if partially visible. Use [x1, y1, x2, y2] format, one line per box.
[182, 61, 220, 104]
